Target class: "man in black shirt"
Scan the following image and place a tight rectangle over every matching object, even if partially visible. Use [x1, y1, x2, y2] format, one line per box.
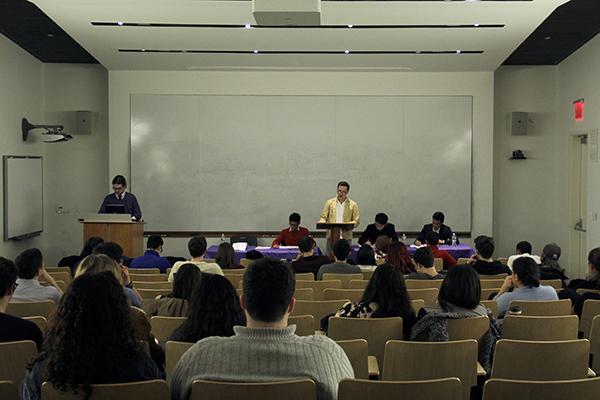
[358, 213, 398, 245]
[292, 236, 331, 279]
[415, 211, 456, 245]
[471, 235, 511, 276]
[0, 257, 43, 350]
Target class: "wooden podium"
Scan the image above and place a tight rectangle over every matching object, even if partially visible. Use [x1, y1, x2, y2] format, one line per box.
[316, 222, 354, 255]
[80, 218, 145, 258]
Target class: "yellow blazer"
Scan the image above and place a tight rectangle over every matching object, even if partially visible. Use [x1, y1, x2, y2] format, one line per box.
[320, 197, 360, 240]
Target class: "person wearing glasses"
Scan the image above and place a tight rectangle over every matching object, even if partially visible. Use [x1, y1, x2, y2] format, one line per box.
[98, 175, 142, 220]
[272, 213, 310, 248]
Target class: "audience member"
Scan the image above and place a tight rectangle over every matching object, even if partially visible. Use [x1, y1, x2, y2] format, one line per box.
[292, 236, 331, 278]
[317, 240, 361, 280]
[12, 248, 62, 304]
[538, 243, 568, 283]
[170, 258, 353, 400]
[58, 236, 104, 274]
[560, 247, 600, 313]
[425, 231, 456, 270]
[0, 257, 43, 349]
[385, 241, 414, 274]
[407, 247, 444, 280]
[168, 236, 223, 282]
[272, 212, 310, 247]
[355, 245, 377, 269]
[493, 257, 558, 318]
[21, 272, 160, 400]
[129, 235, 171, 273]
[374, 236, 391, 260]
[215, 242, 244, 270]
[143, 264, 202, 317]
[358, 213, 398, 245]
[245, 250, 264, 260]
[470, 236, 511, 276]
[506, 241, 541, 270]
[415, 211, 456, 246]
[332, 264, 416, 338]
[170, 273, 245, 343]
[91, 242, 142, 307]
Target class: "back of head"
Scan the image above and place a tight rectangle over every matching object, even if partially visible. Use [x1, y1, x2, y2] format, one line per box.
[79, 237, 104, 259]
[513, 256, 540, 288]
[215, 242, 235, 268]
[245, 250, 264, 260]
[173, 264, 203, 300]
[475, 235, 495, 259]
[243, 258, 294, 323]
[333, 239, 351, 261]
[357, 245, 376, 266]
[542, 243, 561, 264]
[289, 212, 301, 224]
[0, 257, 17, 297]
[516, 241, 532, 255]
[374, 235, 391, 253]
[75, 254, 123, 285]
[375, 213, 388, 225]
[15, 248, 43, 279]
[425, 231, 439, 246]
[146, 235, 164, 250]
[92, 242, 124, 264]
[439, 265, 481, 310]
[413, 247, 434, 268]
[432, 211, 445, 223]
[386, 241, 413, 274]
[188, 236, 207, 258]
[589, 248, 600, 273]
[298, 236, 314, 253]
[362, 264, 411, 318]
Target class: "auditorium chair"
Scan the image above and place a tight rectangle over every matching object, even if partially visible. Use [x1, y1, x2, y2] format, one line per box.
[480, 300, 498, 318]
[323, 289, 364, 302]
[411, 299, 425, 314]
[0, 340, 37, 385]
[508, 299, 571, 316]
[133, 281, 172, 290]
[47, 271, 71, 285]
[361, 270, 374, 281]
[479, 279, 504, 289]
[580, 299, 600, 338]
[291, 299, 348, 331]
[338, 378, 462, 400]
[190, 379, 316, 400]
[292, 288, 314, 300]
[456, 258, 471, 266]
[480, 274, 508, 279]
[23, 316, 47, 334]
[287, 315, 315, 336]
[0, 381, 18, 400]
[336, 340, 369, 379]
[501, 315, 579, 341]
[6, 300, 55, 318]
[348, 280, 368, 290]
[224, 274, 244, 289]
[137, 288, 172, 300]
[45, 267, 71, 275]
[591, 315, 600, 373]
[482, 378, 600, 400]
[295, 280, 342, 300]
[41, 379, 170, 400]
[407, 288, 438, 306]
[480, 289, 500, 301]
[405, 280, 443, 290]
[165, 341, 193, 383]
[128, 268, 161, 274]
[41, 280, 66, 292]
[496, 257, 508, 265]
[150, 316, 186, 342]
[540, 279, 563, 290]
[294, 272, 315, 281]
[322, 273, 364, 289]
[433, 258, 443, 271]
[129, 274, 168, 282]
[446, 315, 490, 342]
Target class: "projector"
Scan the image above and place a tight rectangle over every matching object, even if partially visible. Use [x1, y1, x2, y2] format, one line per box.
[253, 0, 321, 26]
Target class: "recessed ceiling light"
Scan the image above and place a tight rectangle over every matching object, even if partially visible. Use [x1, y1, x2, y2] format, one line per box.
[46, 33, 55, 37]
[544, 36, 552, 40]
[253, 50, 259, 54]
[456, 50, 462, 54]
[141, 49, 146, 52]
[245, 24, 252, 29]
[347, 24, 353, 28]
[344, 50, 350, 54]
[474, 23, 480, 27]
[117, 21, 124, 26]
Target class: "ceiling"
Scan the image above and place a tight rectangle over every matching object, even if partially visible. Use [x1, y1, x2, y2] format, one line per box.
[2, 0, 597, 71]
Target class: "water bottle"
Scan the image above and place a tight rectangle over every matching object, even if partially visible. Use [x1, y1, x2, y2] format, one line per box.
[220, 233, 225, 243]
[451, 232, 457, 246]
[401, 233, 407, 243]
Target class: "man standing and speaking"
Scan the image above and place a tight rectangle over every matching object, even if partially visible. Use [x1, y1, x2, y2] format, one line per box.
[318, 181, 360, 251]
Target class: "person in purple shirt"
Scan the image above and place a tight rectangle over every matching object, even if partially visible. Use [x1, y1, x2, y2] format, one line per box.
[130, 236, 171, 273]
[99, 175, 142, 220]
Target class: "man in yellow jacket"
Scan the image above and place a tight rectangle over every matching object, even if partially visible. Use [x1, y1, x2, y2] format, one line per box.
[318, 181, 360, 245]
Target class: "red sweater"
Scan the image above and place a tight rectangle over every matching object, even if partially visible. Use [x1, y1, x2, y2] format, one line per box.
[430, 246, 457, 270]
[272, 227, 310, 247]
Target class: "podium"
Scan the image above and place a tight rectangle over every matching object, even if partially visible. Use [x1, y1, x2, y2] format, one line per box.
[79, 217, 145, 258]
[316, 222, 354, 255]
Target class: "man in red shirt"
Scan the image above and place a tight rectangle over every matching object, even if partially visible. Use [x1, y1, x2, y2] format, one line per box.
[425, 231, 456, 270]
[272, 213, 310, 247]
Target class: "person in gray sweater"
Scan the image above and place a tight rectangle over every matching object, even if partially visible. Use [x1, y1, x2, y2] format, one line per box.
[170, 257, 354, 400]
[317, 239, 361, 280]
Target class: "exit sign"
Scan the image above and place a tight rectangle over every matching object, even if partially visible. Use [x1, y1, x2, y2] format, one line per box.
[574, 99, 585, 122]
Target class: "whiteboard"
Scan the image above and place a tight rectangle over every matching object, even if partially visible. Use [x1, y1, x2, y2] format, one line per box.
[3, 156, 44, 240]
[131, 95, 472, 232]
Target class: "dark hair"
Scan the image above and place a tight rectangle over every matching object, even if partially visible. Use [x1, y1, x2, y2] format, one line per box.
[0, 257, 17, 297]
[289, 213, 301, 223]
[588, 248, 600, 288]
[425, 231, 440, 246]
[432, 211, 445, 223]
[172, 273, 245, 342]
[79, 237, 104, 259]
[385, 241, 414, 274]
[333, 240, 351, 260]
[15, 248, 43, 279]
[146, 235, 164, 250]
[243, 258, 294, 322]
[39, 272, 143, 398]
[413, 247, 434, 268]
[439, 265, 481, 310]
[475, 235, 495, 259]
[215, 243, 236, 269]
[298, 236, 314, 253]
[513, 257, 540, 288]
[112, 175, 127, 187]
[516, 241, 532, 254]
[357, 245, 376, 266]
[337, 181, 350, 191]
[172, 264, 203, 300]
[93, 242, 123, 264]
[361, 264, 414, 319]
[245, 250, 264, 260]
[188, 236, 207, 258]
[374, 236, 391, 253]
[375, 213, 388, 225]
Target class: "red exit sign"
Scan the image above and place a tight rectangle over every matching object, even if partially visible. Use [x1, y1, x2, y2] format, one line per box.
[574, 99, 585, 122]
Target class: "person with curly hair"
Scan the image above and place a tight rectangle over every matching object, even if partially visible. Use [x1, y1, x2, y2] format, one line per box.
[170, 273, 245, 342]
[21, 272, 161, 400]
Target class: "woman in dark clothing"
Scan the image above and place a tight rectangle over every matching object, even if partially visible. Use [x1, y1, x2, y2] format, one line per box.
[58, 236, 104, 275]
[21, 272, 160, 400]
[215, 242, 244, 269]
[143, 263, 202, 317]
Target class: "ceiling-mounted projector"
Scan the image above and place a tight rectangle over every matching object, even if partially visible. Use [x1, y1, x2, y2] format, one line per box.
[253, 0, 321, 26]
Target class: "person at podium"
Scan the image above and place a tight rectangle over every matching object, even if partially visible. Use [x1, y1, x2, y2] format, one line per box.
[98, 175, 142, 220]
[318, 181, 360, 244]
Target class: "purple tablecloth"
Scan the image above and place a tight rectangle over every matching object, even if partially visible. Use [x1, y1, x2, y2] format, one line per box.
[350, 243, 475, 261]
[206, 245, 322, 264]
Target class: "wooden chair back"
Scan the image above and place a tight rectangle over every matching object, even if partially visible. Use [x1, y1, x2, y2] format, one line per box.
[336, 340, 369, 379]
[329, 317, 403, 370]
[128, 268, 161, 274]
[456, 258, 471, 266]
[407, 288, 438, 306]
[580, 299, 600, 338]
[496, 258, 508, 265]
[322, 273, 364, 289]
[293, 288, 314, 301]
[479, 280, 504, 289]
[45, 267, 71, 275]
[481, 289, 501, 301]
[47, 271, 71, 285]
[577, 288, 600, 296]
[137, 288, 172, 299]
[7, 301, 55, 318]
[291, 300, 349, 331]
[405, 280, 443, 290]
[509, 299, 572, 316]
[41, 280, 66, 292]
[224, 274, 244, 289]
[338, 378, 462, 400]
[41, 379, 170, 400]
[0, 340, 38, 384]
[150, 316, 186, 342]
[23, 316, 47, 334]
[0, 381, 18, 400]
[130, 274, 168, 282]
[294, 273, 314, 281]
[348, 280, 368, 290]
[501, 315, 579, 341]
[361, 270, 375, 281]
[190, 379, 316, 400]
[295, 280, 342, 300]
[134, 281, 172, 290]
[491, 339, 590, 380]
[411, 299, 425, 314]
[480, 274, 508, 279]
[165, 341, 193, 383]
[483, 377, 600, 400]
[240, 258, 252, 268]
[540, 279, 563, 290]
[287, 315, 315, 336]
[446, 316, 490, 342]
[323, 289, 364, 302]
[591, 315, 600, 373]
[481, 300, 498, 318]
[433, 258, 443, 272]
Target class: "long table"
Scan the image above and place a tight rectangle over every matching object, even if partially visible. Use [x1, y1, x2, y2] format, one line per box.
[350, 243, 475, 262]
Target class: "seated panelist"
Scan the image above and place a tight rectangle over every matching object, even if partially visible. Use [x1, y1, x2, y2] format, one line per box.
[415, 211, 456, 246]
[272, 213, 310, 248]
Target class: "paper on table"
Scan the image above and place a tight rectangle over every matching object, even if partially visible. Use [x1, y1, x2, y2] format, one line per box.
[254, 246, 271, 250]
[410, 244, 427, 249]
[232, 242, 248, 251]
[278, 246, 299, 249]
